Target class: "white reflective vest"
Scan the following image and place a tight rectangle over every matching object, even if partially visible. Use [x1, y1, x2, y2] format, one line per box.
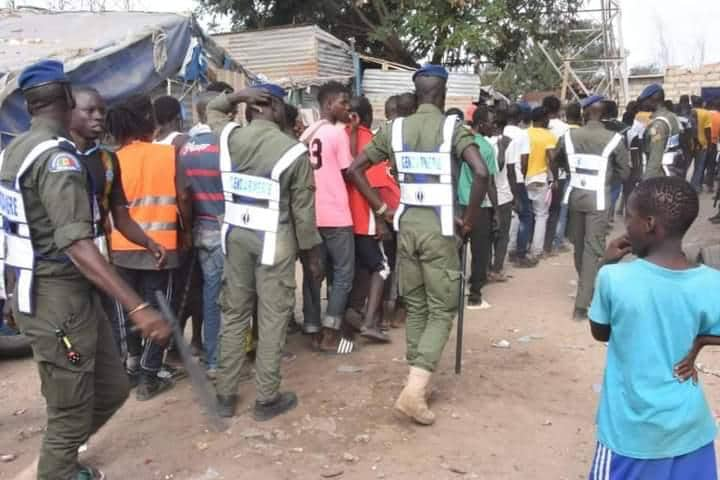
[219, 122, 307, 266]
[391, 115, 457, 237]
[0, 139, 101, 314]
[563, 131, 623, 211]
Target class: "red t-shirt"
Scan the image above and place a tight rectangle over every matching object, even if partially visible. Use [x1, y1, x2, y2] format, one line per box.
[346, 125, 400, 235]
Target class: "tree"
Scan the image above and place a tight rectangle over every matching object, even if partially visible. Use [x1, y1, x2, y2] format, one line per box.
[198, 0, 583, 68]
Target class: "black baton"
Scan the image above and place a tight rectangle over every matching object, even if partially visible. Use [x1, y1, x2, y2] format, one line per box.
[455, 240, 469, 375]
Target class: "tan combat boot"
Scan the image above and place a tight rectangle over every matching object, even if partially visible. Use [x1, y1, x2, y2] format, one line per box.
[394, 366, 435, 425]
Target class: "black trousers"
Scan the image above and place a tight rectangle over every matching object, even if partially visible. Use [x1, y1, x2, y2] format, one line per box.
[469, 208, 493, 298]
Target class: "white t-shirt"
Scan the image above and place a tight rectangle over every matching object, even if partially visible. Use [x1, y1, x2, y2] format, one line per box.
[503, 125, 530, 184]
[489, 136, 513, 206]
[549, 118, 570, 139]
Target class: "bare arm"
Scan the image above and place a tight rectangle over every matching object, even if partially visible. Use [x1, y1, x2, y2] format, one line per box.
[66, 239, 170, 341]
[349, 151, 388, 220]
[461, 144, 490, 232]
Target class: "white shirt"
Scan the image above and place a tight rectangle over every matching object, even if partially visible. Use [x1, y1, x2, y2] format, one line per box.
[549, 118, 570, 139]
[503, 125, 530, 184]
[490, 136, 513, 206]
[188, 123, 212, 137]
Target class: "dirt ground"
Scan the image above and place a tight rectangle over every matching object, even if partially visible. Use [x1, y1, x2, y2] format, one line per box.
[2, 196, 720, 480]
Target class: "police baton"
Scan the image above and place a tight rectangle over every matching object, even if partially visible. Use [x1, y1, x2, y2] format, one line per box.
[455, 239, 469, 375]
[155, 292, 227, 432]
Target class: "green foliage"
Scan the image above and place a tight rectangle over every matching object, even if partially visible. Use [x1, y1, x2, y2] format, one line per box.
[199, 0, 583, 67]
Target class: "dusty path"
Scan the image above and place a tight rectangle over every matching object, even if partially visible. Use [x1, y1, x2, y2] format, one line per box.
[2, 197, 720, 480]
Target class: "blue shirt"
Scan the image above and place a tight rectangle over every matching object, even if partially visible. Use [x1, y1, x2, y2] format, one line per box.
[590, 259, 720, 459]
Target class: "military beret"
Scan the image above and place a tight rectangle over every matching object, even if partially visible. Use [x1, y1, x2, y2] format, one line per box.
[18, 60, 68, 91]
[412, 64, 449, 81]
[638, 83, 663, 101]
[255, 82, 286, 100]
[580, 94, 605, 109]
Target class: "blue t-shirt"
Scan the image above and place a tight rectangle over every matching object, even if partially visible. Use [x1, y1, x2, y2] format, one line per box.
[590, 259, 720, 459]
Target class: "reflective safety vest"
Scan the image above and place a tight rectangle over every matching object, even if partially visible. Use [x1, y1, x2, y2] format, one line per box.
[563, 131, 623, 211]
[0, 139, 102, 313]
[391, 115, 457, 236]
[643, 116, 682, 176]
[219, 122, 307, 265]
[111, 142, 178, 251]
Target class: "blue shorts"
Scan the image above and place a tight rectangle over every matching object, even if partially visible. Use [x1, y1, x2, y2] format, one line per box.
[588, 442, 717, 480]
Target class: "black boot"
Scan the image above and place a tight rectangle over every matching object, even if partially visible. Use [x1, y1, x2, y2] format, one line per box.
[253, 392, 298, 422]
[135, 374, 173, 401]
[217, 394, 238, 418]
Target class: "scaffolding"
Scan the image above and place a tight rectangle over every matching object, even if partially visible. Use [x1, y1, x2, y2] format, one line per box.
[538, 0, 629, 104]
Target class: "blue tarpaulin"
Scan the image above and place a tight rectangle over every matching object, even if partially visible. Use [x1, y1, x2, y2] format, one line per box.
[0, 9, 246, 144]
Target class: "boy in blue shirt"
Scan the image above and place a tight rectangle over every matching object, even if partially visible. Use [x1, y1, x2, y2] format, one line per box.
[589, 176, 720, 480]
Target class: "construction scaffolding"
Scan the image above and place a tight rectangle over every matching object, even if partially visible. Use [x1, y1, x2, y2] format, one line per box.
[538, 0, 629, 104]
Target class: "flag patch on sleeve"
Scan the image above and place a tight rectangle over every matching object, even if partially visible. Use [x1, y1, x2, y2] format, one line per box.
[48, 153, 82, 173]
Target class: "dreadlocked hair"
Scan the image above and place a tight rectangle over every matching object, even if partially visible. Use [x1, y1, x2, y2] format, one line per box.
[106, 94, 155, 145]
[631, 177, 699, 237]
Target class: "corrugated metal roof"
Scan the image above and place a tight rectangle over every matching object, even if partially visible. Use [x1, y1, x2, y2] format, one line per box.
[0, 10, 186, 74]
[362, 70, 481, 98]
[213, 24, 353, 86]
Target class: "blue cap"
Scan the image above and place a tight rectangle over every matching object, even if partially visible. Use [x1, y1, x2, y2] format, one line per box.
[517, 101, 532, 113]
[18, 60, 68, 91]
[255, 82, 286, 100]
[412, 64, 449, 81]
[580, 94, 605, 109]
[638, 83, 662, 101]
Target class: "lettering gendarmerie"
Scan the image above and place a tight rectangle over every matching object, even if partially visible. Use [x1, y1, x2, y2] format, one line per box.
[231, 174, 273, 198]
[0, 188, 20, 218]
[399, 152, 446, 173]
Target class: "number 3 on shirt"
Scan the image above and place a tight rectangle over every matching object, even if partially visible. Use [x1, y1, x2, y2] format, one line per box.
[310, 138, 323, 170]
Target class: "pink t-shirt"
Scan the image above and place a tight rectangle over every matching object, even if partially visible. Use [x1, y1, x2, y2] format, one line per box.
[304, 121, 353, 227]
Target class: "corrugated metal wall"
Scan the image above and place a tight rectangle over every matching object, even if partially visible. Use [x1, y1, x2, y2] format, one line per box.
[212, 25, 353, 85]
[362, 70, 481, 121]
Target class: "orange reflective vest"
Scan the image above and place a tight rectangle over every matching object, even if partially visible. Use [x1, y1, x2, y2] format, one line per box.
[111, 141, 178, 251]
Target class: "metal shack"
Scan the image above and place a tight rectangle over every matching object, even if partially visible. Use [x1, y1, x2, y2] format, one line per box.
[213, 24, 355, 109]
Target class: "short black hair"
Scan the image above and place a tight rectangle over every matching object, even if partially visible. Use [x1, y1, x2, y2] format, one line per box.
[691, 95, 704, 108]
[602, 100, 618, 119]
[317, 81, 349, 107]
[679, 94, 690, 105]
[664, 100, 675, 112]
[542, 95, 561, 115]
[385, 95, 398, 117]
[506, 103, 522, 123]
[285, 103, 299, 129]
[396, 92, 417, 117]
[350, 95, 373, 127]
[445, 107, 464, 122]
[472, 104, 490, 129]
[153, 95, 182, 125]
[24, 82, 73, 114]
[72, 85, 100, 97]
[106, 94, 155, 145]
[206, 81, 234, 93]
[631, 177, 699, 238]
[531, 106, 548, 123]
[566, 102, 582, 124]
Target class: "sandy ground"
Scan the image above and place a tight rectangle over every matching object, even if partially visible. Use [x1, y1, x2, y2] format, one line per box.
[2, 196, 720, 480]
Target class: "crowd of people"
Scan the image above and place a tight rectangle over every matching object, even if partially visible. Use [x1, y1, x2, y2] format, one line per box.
[3, 57, 720, 480]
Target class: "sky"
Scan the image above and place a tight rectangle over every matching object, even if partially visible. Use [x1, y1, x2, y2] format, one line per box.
[15, 0, 720, 69]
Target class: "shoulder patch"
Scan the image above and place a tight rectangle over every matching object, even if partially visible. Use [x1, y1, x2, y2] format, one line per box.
[48, 153, 82, 173]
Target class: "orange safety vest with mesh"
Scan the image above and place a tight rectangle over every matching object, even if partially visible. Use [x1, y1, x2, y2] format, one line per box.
[110, 141, 178, 251]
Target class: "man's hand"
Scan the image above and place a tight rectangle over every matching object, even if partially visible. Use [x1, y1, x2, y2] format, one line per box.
[147, 240, 167, 269]
[181, 231, 193, 253]
[3, 299, 16, 330]
[455, 217, 473, 240]
[375, 217, 392, 241]
[232, 87, 272, 106]
[301, 245, 324, 283]
[131, 307, 171, 345]
[675, 344, 700, 384]
[382, 208, 395, 226]
[604, 235, 632, 264]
